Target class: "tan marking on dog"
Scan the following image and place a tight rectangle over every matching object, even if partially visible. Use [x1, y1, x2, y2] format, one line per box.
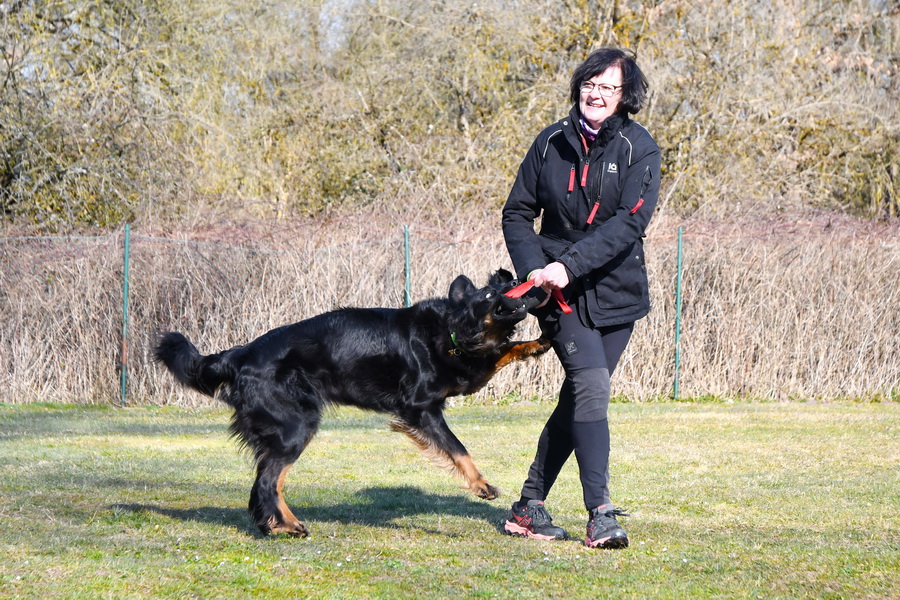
[493, 339, 552, 372]
[268, 464, 309, 537]
[450, 451, 500, 499]
[389, 419, 499, 499]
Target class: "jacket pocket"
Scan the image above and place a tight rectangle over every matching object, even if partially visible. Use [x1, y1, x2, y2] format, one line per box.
[587, 242, 647, 309]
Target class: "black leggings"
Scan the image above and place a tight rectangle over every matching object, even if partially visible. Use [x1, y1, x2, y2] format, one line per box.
[520, 306, 634, 510]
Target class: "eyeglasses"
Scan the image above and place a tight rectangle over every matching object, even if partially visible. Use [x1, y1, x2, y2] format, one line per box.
[580, 81, 622, 97]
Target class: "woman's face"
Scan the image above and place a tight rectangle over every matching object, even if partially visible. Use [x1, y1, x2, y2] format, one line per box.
[578, 65, 623, 130]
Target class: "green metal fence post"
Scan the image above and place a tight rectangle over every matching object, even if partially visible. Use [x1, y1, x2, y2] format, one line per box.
[403, 225, 412, 307]
[120, 224, 131, 407]
[673, 226, 684, 400]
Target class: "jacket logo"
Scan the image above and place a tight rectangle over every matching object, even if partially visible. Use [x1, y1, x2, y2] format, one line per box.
[607, 163, 618, 173]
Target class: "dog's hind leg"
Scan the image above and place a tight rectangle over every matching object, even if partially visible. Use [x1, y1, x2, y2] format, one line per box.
[250, 454, 310, 537]
[391, 409, 500, 500]
[241, 406, 320, 537]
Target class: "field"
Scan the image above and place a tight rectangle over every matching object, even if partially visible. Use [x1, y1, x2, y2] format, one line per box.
[1, 402, 897, 599]
[4, 2, 898, 595]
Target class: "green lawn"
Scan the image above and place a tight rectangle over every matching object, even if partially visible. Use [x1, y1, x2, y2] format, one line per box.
[0, 402, 897, 599]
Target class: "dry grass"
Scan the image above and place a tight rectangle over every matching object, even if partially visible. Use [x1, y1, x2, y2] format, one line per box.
[1, 211, 898, 405]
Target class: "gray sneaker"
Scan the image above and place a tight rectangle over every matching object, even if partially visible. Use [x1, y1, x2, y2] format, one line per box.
[584, 504, 629, 549]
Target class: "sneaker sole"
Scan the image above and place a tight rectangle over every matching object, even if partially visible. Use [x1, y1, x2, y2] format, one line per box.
[503, 520, 566, 541]
[584, 535, 629, 549]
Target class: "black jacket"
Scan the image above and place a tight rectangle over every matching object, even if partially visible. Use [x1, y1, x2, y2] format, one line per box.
[502, 106, 661, 327]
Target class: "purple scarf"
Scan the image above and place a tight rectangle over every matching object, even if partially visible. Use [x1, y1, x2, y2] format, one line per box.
[579, 116, 600, 143]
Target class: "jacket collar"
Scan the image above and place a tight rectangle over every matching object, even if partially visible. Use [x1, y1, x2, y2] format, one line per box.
[564, 105, 627, 155]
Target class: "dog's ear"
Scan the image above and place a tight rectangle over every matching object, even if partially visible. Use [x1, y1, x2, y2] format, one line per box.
[448, 275, 476, 305]
[488, 269, 514, 287]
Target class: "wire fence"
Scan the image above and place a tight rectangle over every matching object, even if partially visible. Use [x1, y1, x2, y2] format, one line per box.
[2, 220, 898, 406]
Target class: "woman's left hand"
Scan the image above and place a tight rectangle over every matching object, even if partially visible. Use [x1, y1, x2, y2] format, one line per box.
[533, 262, 570, 292]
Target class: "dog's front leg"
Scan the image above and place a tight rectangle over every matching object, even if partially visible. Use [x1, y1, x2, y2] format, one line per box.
[493, 338, 553, 372]
[391, 410, 500, 500]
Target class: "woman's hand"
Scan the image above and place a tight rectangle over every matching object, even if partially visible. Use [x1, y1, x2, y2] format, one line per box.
[533, 262, 570, 292]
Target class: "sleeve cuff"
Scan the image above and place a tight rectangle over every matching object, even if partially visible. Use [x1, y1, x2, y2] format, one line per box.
[557, 256, 581, 279]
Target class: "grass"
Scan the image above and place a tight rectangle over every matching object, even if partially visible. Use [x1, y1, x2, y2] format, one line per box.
[0, 402, 897, 599]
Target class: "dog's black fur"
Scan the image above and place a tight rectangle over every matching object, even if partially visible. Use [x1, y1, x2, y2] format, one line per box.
[154, 269, 548, 537]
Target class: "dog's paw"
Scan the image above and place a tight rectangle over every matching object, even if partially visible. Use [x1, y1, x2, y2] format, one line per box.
[274, 521, 310, 538]
[518, 338, 552, 358]
[535, 337, 552, 354]
[265, 516, 310, 538]
[474, 482, 500, 501]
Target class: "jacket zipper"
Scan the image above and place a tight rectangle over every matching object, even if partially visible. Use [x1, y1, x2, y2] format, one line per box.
[587, 161, 604, 225]
[578, 134, 600, 225]
[630, 166, 651, 215]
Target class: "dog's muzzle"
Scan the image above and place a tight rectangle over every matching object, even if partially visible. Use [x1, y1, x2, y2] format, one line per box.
[495, 291, 541, 319]
[500, 285, 547, 313]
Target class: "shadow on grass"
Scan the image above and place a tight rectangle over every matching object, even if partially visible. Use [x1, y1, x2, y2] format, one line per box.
[111, 503, 255, 534]
[0, 405, 228, 441]
[112, 485, 509, 538]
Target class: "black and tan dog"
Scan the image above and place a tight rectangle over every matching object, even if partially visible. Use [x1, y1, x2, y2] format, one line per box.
[154, 269, 548, 537]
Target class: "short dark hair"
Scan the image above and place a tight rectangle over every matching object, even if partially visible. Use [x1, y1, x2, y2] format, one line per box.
[569, 48, 648, 115]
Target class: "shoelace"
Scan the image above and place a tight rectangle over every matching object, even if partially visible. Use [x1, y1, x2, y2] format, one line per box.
[590, 507, 630, 528]
[527, 504, 555, 526]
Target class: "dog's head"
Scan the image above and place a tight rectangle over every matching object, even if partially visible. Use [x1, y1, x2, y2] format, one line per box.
[446, 269, 534, 355]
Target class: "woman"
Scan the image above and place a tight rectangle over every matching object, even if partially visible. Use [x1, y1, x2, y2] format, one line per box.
[501, 48, 660, 549]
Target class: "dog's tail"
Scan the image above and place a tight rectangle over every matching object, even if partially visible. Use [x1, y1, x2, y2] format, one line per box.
[153, 332, 235, 398]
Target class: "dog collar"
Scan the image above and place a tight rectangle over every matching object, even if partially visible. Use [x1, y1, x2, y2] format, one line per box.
[449, 332, 466, 356]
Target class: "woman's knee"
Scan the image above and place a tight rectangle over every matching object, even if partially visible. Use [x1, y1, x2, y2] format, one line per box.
[567, 367, 611, 422]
